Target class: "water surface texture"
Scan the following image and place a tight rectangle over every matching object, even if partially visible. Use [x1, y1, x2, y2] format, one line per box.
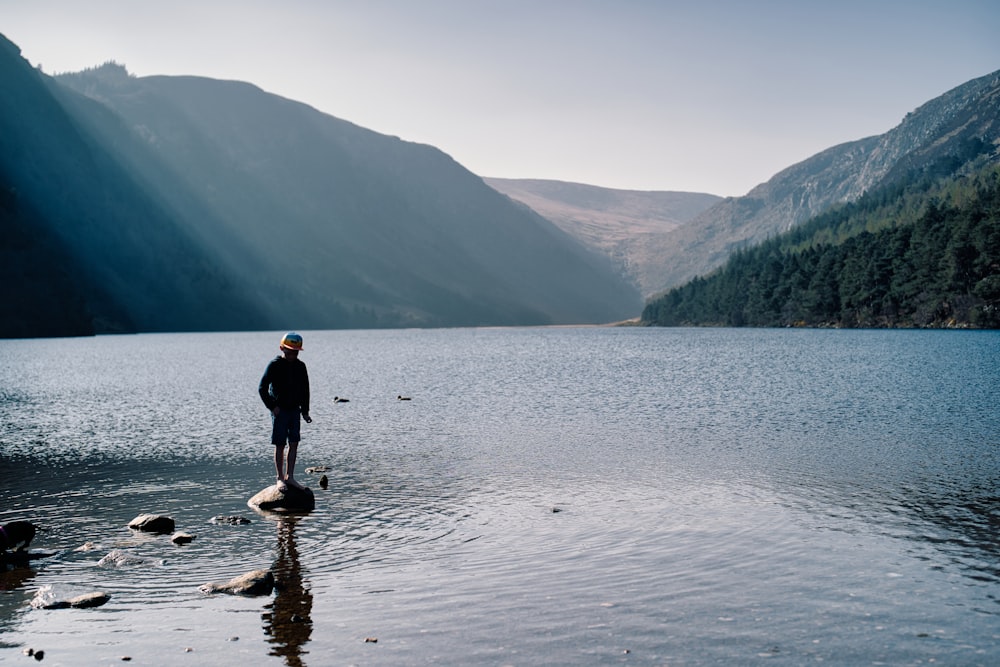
[1, 327, 998, 665]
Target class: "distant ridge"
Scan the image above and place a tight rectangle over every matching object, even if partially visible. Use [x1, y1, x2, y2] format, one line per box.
[486, 178, 720, 296]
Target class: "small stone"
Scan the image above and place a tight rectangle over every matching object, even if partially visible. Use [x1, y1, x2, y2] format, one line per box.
[364, 637, 378, 643]
[98, 550, 144, 568]
[199, 569, 274, 596]
[22, 648, 33, 656]
[319, 475, 328, 489]
[67, 592, 110, 608]
[305, 466, 329, 473]
[210, 515, 251, 525]
[128, 514, 175, 534]
[33, 650, 44, 661]
[121, 657, 132, 662]
[171, 532, 196, 545]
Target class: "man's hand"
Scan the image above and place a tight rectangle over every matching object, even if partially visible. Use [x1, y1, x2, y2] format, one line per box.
[303, 414, 312, 424]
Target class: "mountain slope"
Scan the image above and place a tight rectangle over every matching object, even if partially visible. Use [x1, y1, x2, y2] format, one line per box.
[0, 35, 267, 335]
[484, 178, 720, 296]
[56, 64, 642, 328]
[646, 69, 1000, 295]
[641, 163, 1000, 328]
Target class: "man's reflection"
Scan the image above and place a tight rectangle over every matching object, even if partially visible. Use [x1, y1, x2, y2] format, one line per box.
[262, 515, 313, 666]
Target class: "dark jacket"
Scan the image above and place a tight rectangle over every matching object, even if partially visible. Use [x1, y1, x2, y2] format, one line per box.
[258, 356, 310, 415]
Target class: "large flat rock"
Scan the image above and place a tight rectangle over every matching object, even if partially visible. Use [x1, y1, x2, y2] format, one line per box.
[247, 484, 314, 513]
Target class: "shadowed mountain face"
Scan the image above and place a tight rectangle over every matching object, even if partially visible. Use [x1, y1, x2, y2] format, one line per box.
[642, 69, 1000, 295]
[0, 37, 267, 336]
[52, 62, 642, 331]
[485, 178, 721, 297]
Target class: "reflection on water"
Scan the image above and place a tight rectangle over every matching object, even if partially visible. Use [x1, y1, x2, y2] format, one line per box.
[0, 327, 998, 665]
[263, 515, 313, 666]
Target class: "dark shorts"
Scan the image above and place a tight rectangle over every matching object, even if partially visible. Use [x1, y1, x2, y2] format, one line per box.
[271, 408, 301, 446]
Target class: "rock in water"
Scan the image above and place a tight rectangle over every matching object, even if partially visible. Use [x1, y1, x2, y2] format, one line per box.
[199, 569, 274, 596]
[127, 514, 175, 533]
[210, 515, 252, 525]
[67, 592, 111, 608]
[247, 484, 315, 513]
[33, 591, 111, 609]
[97, 550, 144, 568]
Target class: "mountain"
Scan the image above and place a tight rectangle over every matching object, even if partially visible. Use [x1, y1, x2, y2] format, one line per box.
[484, 178, 720, 296]
[1, 32, 642, 339]
[0, 36, 267, 337]
[52, 60, 642, 331]
[643, 68, 1000, 295]
[641, 162, 1000, 328]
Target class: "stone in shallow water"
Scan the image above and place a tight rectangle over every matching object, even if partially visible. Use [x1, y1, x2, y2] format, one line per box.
[210, 515, 252, 525]
[97, 549, 144, 568]
[247, 484, 315, 513]
[32, 590, 111, 609]
[199, 569, 274, 596]
[127, 514, 175, 534]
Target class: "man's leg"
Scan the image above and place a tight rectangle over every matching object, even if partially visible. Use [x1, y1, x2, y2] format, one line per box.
[274, 444, 288, 489]
[285, 441, 304, 490]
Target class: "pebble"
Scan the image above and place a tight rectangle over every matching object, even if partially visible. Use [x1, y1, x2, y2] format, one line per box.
[210, 516, 251, 525]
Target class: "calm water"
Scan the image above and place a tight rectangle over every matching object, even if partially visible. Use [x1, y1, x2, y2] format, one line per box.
[0, 327, 998, 666]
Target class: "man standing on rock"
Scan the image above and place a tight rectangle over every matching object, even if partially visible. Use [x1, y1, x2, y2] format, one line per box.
[258, 332, 312, 491]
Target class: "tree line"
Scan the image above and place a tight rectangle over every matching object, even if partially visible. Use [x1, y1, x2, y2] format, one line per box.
[642, 164, 1000, 328]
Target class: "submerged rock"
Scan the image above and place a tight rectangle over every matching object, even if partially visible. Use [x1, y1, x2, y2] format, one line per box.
[97, 549, 144, 568]
[210, 515, 252, 525]
[31, 589, 110, 609]
[247, 484, 315, 513]
[171, 532, 196, 545]
[199, 569, 274, 596]
[127, 514, 175, 534]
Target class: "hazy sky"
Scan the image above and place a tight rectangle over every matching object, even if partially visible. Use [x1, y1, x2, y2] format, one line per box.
[2, 1, 998, 196]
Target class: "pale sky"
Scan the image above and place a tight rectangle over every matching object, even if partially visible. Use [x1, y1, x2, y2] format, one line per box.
[2, 1, 998, 196]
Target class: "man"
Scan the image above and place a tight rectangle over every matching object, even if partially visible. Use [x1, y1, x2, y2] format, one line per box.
[258, 332, 312, 491]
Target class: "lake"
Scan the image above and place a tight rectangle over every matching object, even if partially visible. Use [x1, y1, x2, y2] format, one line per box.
[1, 327, 998, 666]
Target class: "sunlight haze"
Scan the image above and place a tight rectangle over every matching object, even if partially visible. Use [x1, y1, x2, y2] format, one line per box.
[2, 0, 997, 196]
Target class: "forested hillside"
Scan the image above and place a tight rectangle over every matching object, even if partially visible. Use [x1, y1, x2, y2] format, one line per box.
[642, 163, 1000, 328]
[641, 69, 1000, 295]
